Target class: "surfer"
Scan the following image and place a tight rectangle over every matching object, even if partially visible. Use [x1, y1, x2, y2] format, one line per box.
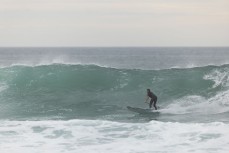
[145, 89, 157, 110]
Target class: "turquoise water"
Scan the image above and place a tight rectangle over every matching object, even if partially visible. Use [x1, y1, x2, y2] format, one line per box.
[0, 64, 229, 123]
[0, 47, 229, 153]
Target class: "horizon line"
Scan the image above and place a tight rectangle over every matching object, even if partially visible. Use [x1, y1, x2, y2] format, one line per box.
[0, 46, 229, 48]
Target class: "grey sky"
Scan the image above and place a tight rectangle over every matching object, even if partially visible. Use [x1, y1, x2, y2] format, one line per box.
[0, 0, 228, 46]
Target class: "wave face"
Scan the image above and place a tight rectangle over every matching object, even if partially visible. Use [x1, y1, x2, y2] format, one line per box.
[0, 64, 229, 122]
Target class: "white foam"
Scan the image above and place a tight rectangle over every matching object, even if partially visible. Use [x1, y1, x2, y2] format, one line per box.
[204, 68, 229, 88]
[160, 90, 229, 115]
[160, 95, 206, 114]
[154, 66, 229, 115]
[0, 119, 228, 153]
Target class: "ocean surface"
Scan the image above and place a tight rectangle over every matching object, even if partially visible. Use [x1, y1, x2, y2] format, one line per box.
[0, 47, 229, 153]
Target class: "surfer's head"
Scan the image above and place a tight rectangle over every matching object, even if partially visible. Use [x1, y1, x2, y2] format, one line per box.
[147, 89, 150, 92]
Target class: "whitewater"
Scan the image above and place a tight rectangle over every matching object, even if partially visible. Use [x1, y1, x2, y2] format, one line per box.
[0, 47, 229, 153]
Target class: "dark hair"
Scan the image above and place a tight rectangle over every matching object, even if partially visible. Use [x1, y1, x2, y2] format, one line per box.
[147, 89, 150, 92]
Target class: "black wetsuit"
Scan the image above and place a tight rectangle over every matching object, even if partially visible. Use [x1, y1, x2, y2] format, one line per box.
[148, 91, 157, 110]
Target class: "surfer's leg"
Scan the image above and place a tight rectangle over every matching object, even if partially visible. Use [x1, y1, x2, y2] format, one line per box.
[149, 99, 153, 108]
[153, 98, 157, 110]
[153, 101, 157, 110]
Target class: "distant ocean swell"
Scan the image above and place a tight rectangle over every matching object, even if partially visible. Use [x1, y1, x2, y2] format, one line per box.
[0, 64, 229, 121]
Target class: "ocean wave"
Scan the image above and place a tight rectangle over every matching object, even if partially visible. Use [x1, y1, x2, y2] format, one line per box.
[0, 64, 229, 121]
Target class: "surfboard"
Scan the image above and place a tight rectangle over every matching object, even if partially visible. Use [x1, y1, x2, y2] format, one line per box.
[127, 106, 159, 114]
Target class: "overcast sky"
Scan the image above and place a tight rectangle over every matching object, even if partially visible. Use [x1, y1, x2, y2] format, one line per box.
[0, 0, 228, 46]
